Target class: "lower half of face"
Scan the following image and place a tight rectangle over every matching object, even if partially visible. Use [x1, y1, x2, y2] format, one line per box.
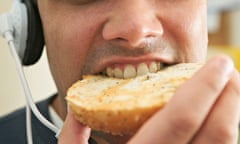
[39, 0, 208, 99]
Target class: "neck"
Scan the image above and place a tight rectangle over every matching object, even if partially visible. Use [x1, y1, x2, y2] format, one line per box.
[51, 95, 67, 120]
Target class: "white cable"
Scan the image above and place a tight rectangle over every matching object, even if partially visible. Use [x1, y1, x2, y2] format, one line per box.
[26, 104, 33, 144]
[2, 30, 34, 144]
[0, 14, 33, 144]
[6, 32, 59, 134]
[0, 14, 59, 143]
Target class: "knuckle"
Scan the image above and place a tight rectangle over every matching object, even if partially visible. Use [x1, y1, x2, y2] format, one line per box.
[169, 114, 199, 138]
[204, 78, 221, 93]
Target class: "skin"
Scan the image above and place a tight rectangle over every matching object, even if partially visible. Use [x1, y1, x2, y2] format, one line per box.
[37, 0, 240, 143]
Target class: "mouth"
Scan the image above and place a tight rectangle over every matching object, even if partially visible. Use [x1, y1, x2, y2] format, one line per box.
[98, 61, 173, 79]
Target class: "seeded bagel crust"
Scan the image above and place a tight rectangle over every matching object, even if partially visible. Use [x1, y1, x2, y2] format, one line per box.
[66, 63, 203, 135]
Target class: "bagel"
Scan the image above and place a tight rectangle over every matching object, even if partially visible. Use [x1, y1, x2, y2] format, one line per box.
[66, 63, 202, 135]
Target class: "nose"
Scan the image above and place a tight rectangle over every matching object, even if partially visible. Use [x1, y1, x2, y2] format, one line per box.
[102, 1, 163, 48]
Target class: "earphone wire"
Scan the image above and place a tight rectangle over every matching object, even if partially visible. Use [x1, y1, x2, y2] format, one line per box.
[3, 31, 59, 143]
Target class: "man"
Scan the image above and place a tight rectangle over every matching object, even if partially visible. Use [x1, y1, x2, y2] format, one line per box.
[1, 0, 240, 144]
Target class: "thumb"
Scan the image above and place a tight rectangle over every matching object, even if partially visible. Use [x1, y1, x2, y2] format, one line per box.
[58, 109, 91, 144]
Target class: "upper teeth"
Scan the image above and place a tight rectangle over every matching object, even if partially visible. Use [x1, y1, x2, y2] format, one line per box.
[104, 62, 162, 79]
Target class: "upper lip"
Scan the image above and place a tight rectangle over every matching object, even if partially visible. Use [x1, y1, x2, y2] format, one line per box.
[94, 53, 177, 74]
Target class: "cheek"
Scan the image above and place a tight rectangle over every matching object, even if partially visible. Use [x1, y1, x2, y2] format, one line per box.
[165, 6, 208, 62]
[44, 19, 97, 95]
[47, 12, 100, 68]
[184, 11, 208, 61]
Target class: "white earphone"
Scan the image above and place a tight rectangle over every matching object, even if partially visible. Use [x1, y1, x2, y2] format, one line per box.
[0, 0, 28, 61]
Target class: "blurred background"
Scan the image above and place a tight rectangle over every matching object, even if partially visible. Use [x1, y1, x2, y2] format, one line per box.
[0, 0, 240, 116]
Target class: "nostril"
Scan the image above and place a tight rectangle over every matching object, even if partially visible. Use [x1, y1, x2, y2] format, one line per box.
[111, 37, 129, 45]
[116, 37, 126, 41]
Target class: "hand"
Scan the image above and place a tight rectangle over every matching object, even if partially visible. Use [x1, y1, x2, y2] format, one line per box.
[128, 55, 240, 144]
[58, 109, 91, 144]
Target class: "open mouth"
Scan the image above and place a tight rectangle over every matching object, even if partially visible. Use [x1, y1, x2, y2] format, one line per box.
[99, 61, 172, 79]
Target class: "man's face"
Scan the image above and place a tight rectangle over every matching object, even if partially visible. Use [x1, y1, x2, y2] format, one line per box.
[38, 0, 208, 99]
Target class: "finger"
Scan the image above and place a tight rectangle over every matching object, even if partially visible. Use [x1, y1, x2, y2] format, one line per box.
[58, 109, 91, 144]
[191, 69, 240, 144]
[128, 55, 234, 144]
